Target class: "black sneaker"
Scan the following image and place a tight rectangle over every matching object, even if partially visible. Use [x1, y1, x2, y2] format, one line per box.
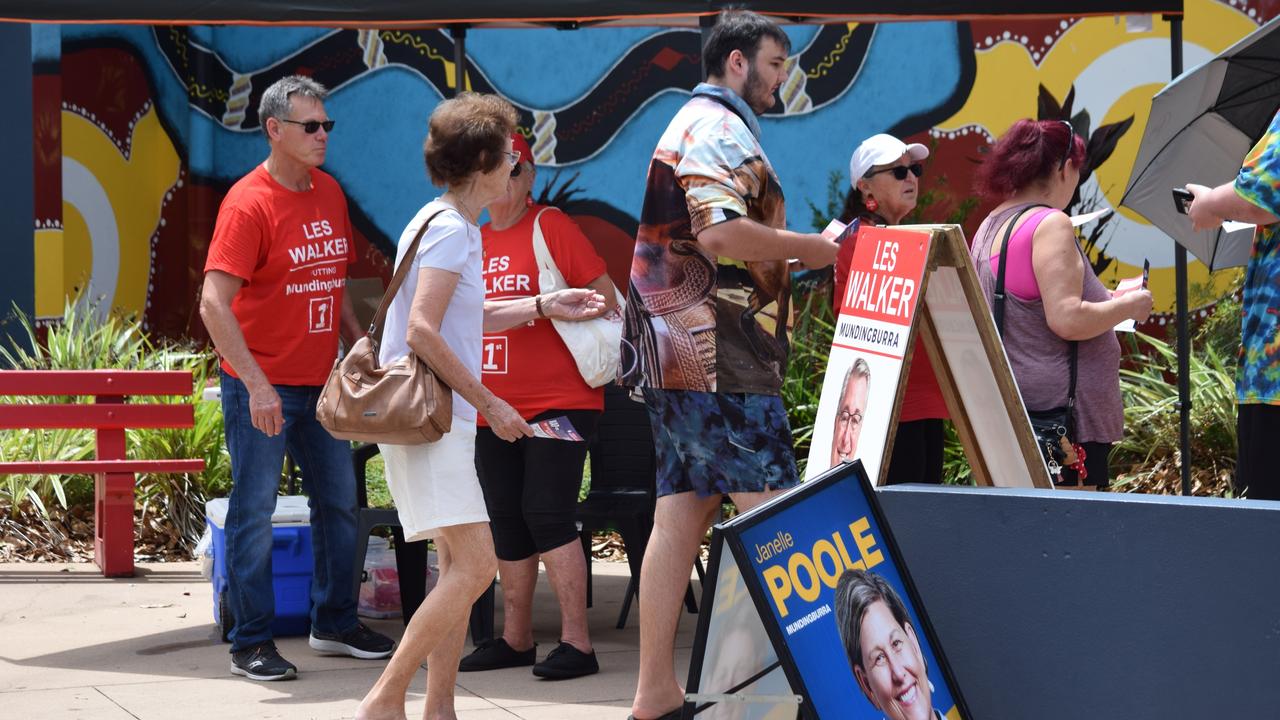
[532, 641, 599, 680]
[230, 642, 297, 681]
[458, 638, 536, 672]
[309, 622, 395, 659]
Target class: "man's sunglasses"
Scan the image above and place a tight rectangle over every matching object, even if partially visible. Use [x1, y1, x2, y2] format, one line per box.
[865, 163, 924, 181]
[279, 118, 335, 134]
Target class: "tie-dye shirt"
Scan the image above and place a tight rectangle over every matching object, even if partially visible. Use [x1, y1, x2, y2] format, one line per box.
[620, 86, 790, 394]
[1235, 109, 1280, 404]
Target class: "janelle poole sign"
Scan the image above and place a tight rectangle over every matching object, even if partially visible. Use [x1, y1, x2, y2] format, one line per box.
[696, 462, 968, 720]
[806, 226, 933, 483]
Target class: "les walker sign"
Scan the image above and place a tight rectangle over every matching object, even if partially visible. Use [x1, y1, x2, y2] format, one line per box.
[806, 225, 932, 484]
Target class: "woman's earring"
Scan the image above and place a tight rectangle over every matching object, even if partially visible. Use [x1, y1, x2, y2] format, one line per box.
[865, 196, 879, 212]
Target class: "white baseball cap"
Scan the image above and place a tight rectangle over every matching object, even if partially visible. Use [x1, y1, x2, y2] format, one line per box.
[848, 134, 929, 188]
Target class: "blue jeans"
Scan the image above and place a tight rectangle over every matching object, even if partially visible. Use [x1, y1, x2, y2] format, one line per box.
[220, 371, 359, 652]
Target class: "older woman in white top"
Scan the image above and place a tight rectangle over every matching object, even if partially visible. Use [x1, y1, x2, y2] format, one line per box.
[357, 93, 604, 720]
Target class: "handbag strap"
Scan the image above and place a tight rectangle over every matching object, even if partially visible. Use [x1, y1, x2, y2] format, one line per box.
[530, 206, 567, 293]
[368, 208, 450, 345]
[992, 204, 1078, 417]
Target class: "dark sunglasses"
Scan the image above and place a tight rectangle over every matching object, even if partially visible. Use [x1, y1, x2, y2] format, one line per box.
[1059, 120, 1075, 171]
[279, 118, 335, 134]
[510, 163, 523, 178]
[865, 162, 924, 181]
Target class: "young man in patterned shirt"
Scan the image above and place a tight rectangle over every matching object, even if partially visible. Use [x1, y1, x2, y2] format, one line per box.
[620, 10, 838, 719]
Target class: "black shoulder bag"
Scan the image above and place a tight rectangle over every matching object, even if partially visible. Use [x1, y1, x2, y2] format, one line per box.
[992, 205, 1078, 476]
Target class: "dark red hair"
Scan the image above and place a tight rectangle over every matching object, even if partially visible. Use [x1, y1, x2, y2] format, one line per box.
[975, 119, 1086, 200]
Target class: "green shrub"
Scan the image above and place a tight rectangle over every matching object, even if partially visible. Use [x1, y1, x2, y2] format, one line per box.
[784, 294, 837, 477]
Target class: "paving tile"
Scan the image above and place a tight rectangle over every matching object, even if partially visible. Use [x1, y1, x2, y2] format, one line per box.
[0, 686, 137, 720]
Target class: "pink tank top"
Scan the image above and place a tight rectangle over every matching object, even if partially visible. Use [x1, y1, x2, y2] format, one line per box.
[988, 207, 1057, 301]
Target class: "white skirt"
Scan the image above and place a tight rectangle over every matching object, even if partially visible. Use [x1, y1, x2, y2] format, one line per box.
[378, 418, 489, 542]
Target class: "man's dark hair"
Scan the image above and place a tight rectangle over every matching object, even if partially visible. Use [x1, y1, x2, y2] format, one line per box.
[702, 9, 791, 79]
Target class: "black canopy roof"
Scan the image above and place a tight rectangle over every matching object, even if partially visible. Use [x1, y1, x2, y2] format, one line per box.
[1, 0, 1183, 27]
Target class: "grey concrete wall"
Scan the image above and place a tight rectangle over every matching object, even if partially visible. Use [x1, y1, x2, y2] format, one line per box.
[878, 485, 1280, 719]
[0, 22, 33, 359]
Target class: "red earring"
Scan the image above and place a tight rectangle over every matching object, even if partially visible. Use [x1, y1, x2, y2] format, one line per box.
[865, 196, 879, 212]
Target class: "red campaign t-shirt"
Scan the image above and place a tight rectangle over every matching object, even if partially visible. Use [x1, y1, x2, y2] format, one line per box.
[479, 205, 608, 423]
[832, 225, 949, 422]
[203, 164, 356, 386]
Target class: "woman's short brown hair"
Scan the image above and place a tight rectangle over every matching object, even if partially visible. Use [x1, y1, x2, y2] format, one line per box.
[423, 93, 518, 187]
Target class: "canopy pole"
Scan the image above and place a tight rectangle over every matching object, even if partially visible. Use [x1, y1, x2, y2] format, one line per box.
[699, 14, 715, 81]
[450, 24, 467, 97]
[1167, 14, 1191, 497]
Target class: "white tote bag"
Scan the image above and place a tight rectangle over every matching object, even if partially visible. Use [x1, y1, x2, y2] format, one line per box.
[530, 207, 625, 388]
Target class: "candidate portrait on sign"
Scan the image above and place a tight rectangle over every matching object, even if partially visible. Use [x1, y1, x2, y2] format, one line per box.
[834, 569, 944, 720]
[830, 357, 871, 468]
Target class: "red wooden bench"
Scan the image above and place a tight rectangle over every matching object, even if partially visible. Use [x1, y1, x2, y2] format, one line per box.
[0, 370, 206, 577]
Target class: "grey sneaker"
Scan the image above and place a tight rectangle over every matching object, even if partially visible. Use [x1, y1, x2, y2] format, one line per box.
[309, 622, 395, 659]
[230, 642, 297, 681]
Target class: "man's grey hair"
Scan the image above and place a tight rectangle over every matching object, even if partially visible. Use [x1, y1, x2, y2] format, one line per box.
[840, 356, 871, 398]
[258, 75, 328, 132]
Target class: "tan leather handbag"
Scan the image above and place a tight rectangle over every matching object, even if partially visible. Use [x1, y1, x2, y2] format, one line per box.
[317, 210, 452, 444]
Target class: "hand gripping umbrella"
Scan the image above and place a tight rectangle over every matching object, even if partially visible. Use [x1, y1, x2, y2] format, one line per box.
[1120, 15, 1280, 270]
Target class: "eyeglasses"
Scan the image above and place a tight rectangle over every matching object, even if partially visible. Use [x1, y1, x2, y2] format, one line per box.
[503, 150, 520, 167]
[279, 118, 335, 134]
[864, 163, 924, 181]
[1059, 120, 1075, 171]
[510, 162, 523, 178]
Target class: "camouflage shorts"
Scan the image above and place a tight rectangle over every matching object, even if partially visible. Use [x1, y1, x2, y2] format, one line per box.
[641, 388, 800, 499]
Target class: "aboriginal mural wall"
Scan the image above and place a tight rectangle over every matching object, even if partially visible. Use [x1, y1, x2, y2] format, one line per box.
[23, 0, 1280, 341]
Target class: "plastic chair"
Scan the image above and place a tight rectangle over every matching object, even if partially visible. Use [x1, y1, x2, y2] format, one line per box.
[351, 442, 495, 643]
[576, 384, 700, 629]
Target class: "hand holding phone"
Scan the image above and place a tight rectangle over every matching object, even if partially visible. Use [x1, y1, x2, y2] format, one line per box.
[1172, 187, 1194, 215]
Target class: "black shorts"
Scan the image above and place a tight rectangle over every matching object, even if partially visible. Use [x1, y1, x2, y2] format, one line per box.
[474, 409, 600, 561]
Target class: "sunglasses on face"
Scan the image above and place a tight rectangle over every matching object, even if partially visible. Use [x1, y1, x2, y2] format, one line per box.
[865, 163, 924, 181]
[279, 118, 335, 134]
[503, 150, 520, 167]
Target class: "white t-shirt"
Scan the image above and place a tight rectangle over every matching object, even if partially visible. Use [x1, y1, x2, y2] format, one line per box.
[378, 200, 484, 421]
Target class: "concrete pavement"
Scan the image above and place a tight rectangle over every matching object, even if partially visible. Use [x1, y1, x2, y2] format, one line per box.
[0, 560, 700, 719]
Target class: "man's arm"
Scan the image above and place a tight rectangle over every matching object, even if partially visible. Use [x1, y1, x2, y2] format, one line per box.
[199, 270, 283, 436]
[697, 216, 838, 269]
[339, 292, 362, 348]
[1187, 182, 1280, 232]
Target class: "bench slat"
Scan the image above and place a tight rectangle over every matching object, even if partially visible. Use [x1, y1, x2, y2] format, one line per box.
[0, 459, 206, 474]
[0, 370, 194, 397]
[0, 404, 195, 429]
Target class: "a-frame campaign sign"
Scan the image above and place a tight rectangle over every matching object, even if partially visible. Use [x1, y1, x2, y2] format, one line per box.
[806, 223, 1052, 489]
[683, 461, 970, 720]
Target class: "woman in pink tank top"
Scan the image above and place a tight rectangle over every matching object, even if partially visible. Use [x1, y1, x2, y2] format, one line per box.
[968, 119, 1153, 487]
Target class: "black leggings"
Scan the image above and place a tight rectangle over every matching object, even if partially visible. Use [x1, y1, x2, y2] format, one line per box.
[1236, 404, 1280, 500]
[474, 409, 600, 561]
[885, 419, 945, 485]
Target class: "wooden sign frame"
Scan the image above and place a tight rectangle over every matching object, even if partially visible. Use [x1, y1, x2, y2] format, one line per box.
[808, 223, 1051, 489]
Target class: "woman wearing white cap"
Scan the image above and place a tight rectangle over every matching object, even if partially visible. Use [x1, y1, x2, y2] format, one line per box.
[831, 134, 950, 485]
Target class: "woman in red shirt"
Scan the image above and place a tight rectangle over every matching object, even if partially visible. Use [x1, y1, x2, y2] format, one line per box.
[461, 134, 618, 680]
[832, 134, 950, 484]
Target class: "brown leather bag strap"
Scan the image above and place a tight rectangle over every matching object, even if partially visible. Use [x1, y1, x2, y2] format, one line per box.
[367, 208, 450, 345]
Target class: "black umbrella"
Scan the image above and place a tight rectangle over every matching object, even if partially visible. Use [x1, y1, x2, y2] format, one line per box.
[1121, 15, 1280, 270]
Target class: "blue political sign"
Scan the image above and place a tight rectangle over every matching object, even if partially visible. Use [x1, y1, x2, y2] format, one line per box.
[713, 461, 967, 720]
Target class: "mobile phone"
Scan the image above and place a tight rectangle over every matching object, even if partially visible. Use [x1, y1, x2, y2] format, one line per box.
[1142, 259, 1150, 289]
[1172, 187, 1194, 215]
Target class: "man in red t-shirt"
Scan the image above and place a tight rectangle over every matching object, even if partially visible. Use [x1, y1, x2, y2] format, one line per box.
[199, 75, 392, 682]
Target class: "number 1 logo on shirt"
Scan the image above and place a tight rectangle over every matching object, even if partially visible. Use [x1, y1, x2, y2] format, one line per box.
[309, 295, 335, 334]
[482, 336, 509, 374]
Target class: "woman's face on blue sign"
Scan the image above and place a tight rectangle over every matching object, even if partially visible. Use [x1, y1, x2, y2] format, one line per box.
[854, 600, 934, 720]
